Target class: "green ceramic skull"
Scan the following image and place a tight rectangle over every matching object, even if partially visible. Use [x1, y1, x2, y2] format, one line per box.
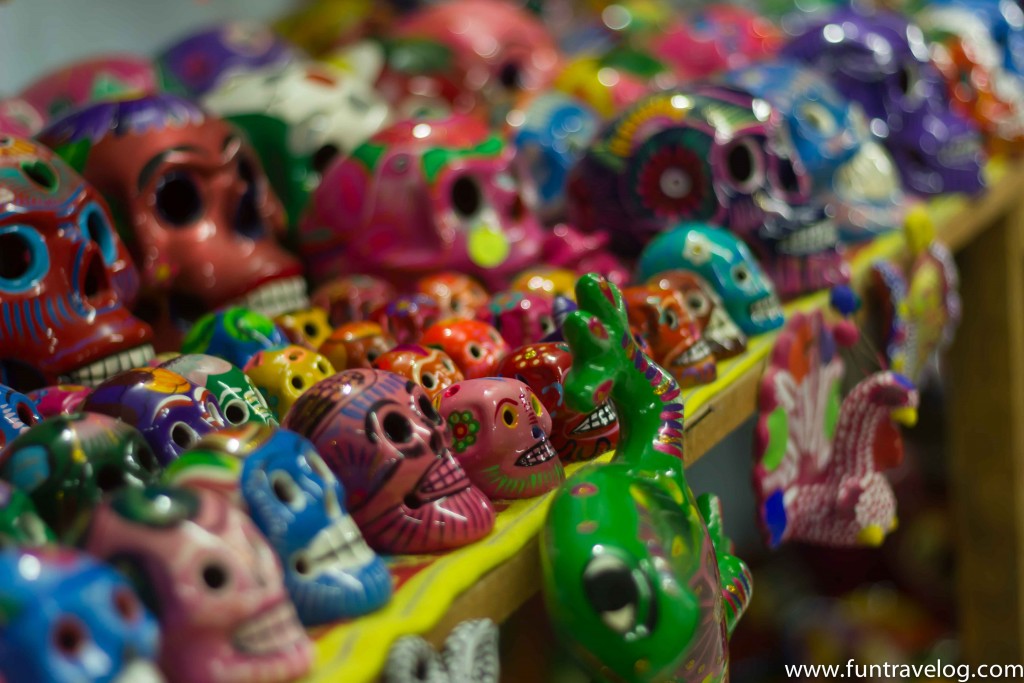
[160, 354, 277, 427]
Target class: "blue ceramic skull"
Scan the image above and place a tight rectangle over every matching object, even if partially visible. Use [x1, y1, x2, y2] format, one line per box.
[783, 7, 986, 196]
[723, 60, 907, 242]
[0, 383, 42, 451]
[635, 222, 785, 335]
[513, 93, 600, 223]
[0, 546, 161, 683]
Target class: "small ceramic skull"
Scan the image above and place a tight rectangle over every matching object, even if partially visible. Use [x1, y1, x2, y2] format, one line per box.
[417, 272, 490, 320]
[85, 486, 312, 683]
[437, 378, 563, 499]
[244, 344, 336, 419]
[161, 353, 276, 427]
[372, 344, 465, 401]
[481, 291, 557, 348]
[371, 294, 443, 346]
[282, 368, 495, 554]
[646, 271, 748, 359]
[319, 321, 397, 370]
[311, 275, 396, 327]
[420, 319, 510, 379]
[181, 307, 289, 369]
[274, 307, 334, 350]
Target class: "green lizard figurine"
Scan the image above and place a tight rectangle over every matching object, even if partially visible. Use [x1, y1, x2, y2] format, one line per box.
[540, 274, 752, 683]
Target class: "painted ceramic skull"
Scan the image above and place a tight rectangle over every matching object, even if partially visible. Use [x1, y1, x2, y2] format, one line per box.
[0, 136, 153, 390]
[437, 378, 563, 499]
[372, 344, 465, 401]
[319, 321, 397, 370]
[282, 369, 495, 554]
[0, 98, 44, 138]
[0, 383, 42, 450]
[0, 546, 162, 683]
[417, 272, 490, 320]
[420, 319, 510, 379]
[636, 222, 785, 336]
[311, 275, 396, 327]
[275, 307, 333, 350]
[238, 426, 393, 624]
[19, 54, 158, 121]
[85, 486, 312, 683]
[723, 60, 908, 242]
[371, 294, 443, 345]
[203, 60, 392, 231]
[27, 385, 91, 418]
[567, 88, 849, 298]
[161, 353, 277, 427]
[0, 413, 160, 541]
[38, 95, 308, 340]
[299, 114, 543, 291]
[82, 368, 227, 465]
[158, 22, 297, 98]
[783, 7, 986, 196]
[496, 343, 618, 463]
[181, 307, 289, 370]
[0, 481, 55, 547]
[646, 271, 748, 359]
[622, 285, 717, 388]
[482, 291, 557, 348]
[244, 345, 336, 419]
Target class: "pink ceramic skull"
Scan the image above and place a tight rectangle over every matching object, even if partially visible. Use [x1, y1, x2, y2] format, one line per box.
[26, 385, 91, 418]
[85, 486, 313, 683]
[283, 368, 495, 554]
[300, 114, 543, 291]
[438, 378, 563, 500]
[0, 98, 44, 138]
[19, 54, 158, 121]
[480, 291, 556, 348]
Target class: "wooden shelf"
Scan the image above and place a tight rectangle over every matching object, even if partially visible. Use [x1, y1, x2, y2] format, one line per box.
[305, 162, 1020, 683]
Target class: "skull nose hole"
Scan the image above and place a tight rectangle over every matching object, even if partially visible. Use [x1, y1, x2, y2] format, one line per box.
[430, 431, 443, 454]
[532, 425, 544, 440]
[81, 251, 111, 306]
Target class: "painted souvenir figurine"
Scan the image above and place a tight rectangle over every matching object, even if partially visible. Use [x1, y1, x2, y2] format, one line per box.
[497, 343, 618, 463]
[311, 275, 396, 327]
[482, 291, 557, 348]
[0, 383, 42, 450]
[158, 22, 297, 98]
[755, 310, 920, 547]
[38, 95, 308, 344]
[372, 344, 465, 401]
[283, 369, 496, 554]
[437, 378, 564, 499]
[783, 7, 986, 196]
[420, 319, 510, 379]
[19, 54, 158, 120]
[636, 223, 785, 336]
[646, 271, 748, 359]
[275, 307, 334, 350]
[567, 88, 849, 298]
[319, 321, 397, 369]
[203, 60, 392, 233]
[27, 385, 91, 418]
[0, 481, 54, 546]
[161, 353, 277, 426]
[541, 274, 751, 683]
[0, 136, 153, 390]
[0, 547, 162, 683]
[372, 294, 443, 345]
[417, 272, 490, 320]
[85, 486, 313, 683]
[0, 413, 161, 541]
[181, 307, 289, 370]
[82, 368, 227, 465]
[722, 61, 908, 242]
[299, 114, 544, 291]
[244, 345, 337, 419]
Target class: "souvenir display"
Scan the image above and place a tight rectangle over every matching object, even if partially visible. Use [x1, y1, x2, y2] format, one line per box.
[181, 307, 289, 370]
[244, 344, 337, 419]
[371, 294, 443, 345]
[0, 546, 162, 683]
[636, 223, 786, 336]
[161, 353, 277, 427]
[645, 271, 748, 359]
[38, 95, 308, 342]
[19, 54, 158, 120]
[420, 319, 510, 379]
[0, 383, 42, 450]
[416, 272, 490, 320]
[82, 368, 227, 465]
[85, 486, 313, 683]
[283, 368, 496, 554]
[783, 7, 987, 196]
[311, 275, 396, 327]
[27, 385, 91, 418]
[754, 309, 919, 547]
[0, 136, 153, 390]
[437, 378, 564, 499]
[319, 321, 397, 369]
[542, 275, 751, 682]
[496, 343, 619, 463]
[372, 344, 465, 400]
[274, 307, 334, 350]
[481, 291, 557, 348]
[0, 481, 55, 546]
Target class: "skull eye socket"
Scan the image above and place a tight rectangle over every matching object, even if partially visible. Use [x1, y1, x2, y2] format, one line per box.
[467, 343, 484, 360]
[80, 202, 117, 265]
[540, 316, 555, 336]
[224, 399, 250, 426]
[0, 227, 49, 291]
[155, 172, 204, 227]
[731, 263, 754, 290]
[724, 139, 765, 193]
[661, 307, 680, 330]
[170, 422, 199, 451]
[529, 393, 543, 417]
[418, 394, 442, 424]
[501, 405, 518, 428]
[451, 176, 483, 219]
[421, 372, 437, 389]
[20, 160, 58, 192]
[383, 412, 414, 443]
[499, 61, 524, 90]
[774, 157, 803, 196]
[291, 376, 306, 391]
[304, 323, 320, 339]
[201, 563, 229, 590]
[113, 587, 140, 622]
[96, 464, 126, 492]
[15, 400, 36, 428]
[799, 102, 838, 136]
[270, 470, 301, 506]
[312, 143, 340, 175]
[53, 616, 87, 657]
[443, 358, 455, 372]
[685, 293, 710, 317]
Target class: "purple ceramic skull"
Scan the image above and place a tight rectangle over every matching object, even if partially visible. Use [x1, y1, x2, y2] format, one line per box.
[82, 368, 226, 465]
[783, 7, 987, 196]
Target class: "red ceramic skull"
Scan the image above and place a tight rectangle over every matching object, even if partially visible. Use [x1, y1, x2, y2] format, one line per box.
[421, 319, 509, 379]
[318, 321, 397, 370]
[437, 378, 563, 499]
[370, 294, 443, 345]
[647, 270, 748, 359]
[282, 368, 495, 554]
[417, 272, 490, 320]
[38, 95, 308, 344]
[372, 344, 464, 401]
[496, 343, 618, 463]
[85, 486, 312, 683]
[310, 275, 396, 327]
[0, 136, 153, 391]
[623, 284, 717, 388]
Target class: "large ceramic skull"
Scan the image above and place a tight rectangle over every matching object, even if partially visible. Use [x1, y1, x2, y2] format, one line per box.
[283, 368, 495, 554]
[0, 136, 153, 390]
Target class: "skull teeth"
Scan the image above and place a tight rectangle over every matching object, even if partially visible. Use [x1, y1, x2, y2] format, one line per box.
[777, 220, 839, 256]
[60, 345, 155, 386]
[672, 339, 712, 366]
[235, 276, 310, 319]
[748, 295, 784, 325]
[706, 308, 747, 352]
[415, 455, 469, 500]
[291, 514, 375, 576]
[515, 438, 557, 467]
[232, 601, 305, 655]
[572, 401, 617, 434]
